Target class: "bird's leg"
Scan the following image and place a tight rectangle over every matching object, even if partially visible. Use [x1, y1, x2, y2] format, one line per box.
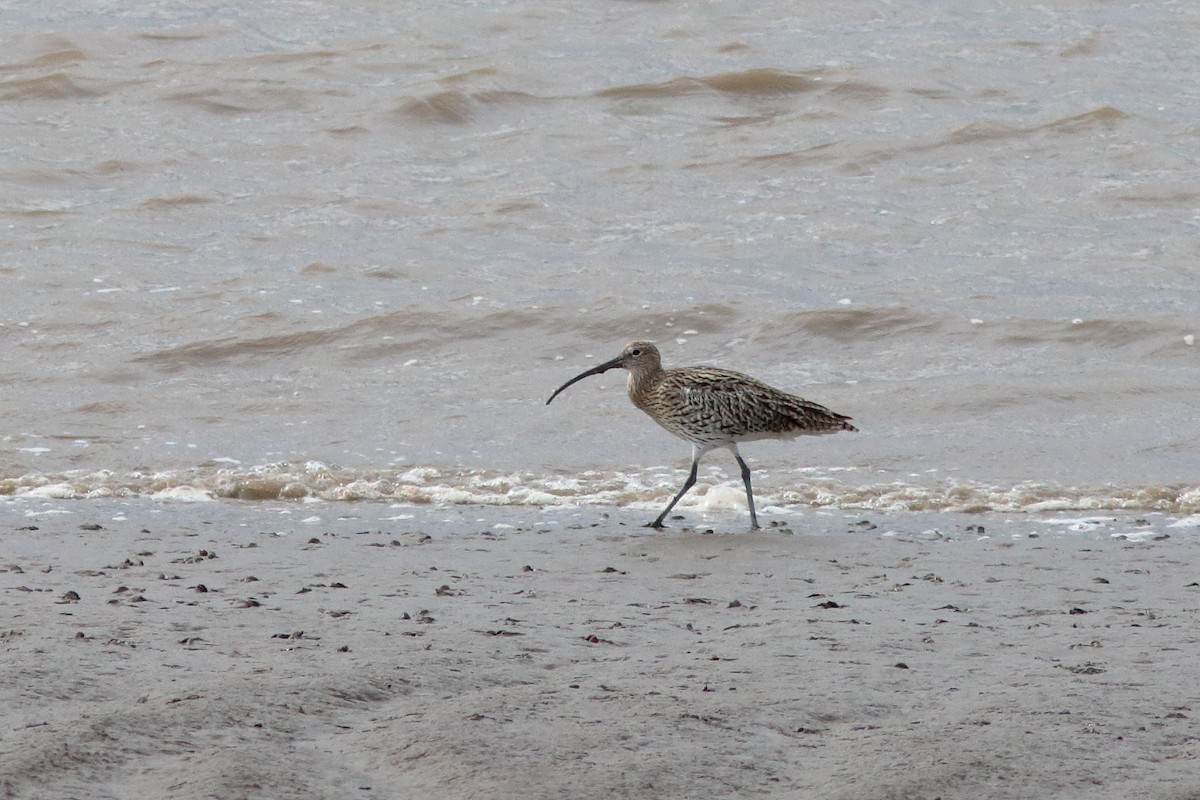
[648, 447, 702, 528]
[731, 446, 760, 530]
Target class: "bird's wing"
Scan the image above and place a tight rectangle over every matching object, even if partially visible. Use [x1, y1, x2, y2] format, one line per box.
[664, 369, 853, 436]
[661, 369, 785, 436]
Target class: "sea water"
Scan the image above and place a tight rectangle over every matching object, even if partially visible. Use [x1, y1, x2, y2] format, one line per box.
[2, 1, 1198, 516]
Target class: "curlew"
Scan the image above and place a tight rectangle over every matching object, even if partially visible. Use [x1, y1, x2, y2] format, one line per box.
[546, 341, 857, 530]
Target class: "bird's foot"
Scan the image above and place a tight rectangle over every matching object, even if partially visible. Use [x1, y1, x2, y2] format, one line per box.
[644, 519, 667, 529]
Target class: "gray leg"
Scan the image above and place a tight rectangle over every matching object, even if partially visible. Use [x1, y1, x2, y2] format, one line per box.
[731, 445, 760, 530]
[649, 447, 702, 528]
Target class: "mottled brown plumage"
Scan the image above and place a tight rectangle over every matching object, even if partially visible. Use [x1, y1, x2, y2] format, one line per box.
[546, 341, 856, 530]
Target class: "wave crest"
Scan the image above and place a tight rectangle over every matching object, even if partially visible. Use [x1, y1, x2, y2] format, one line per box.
[2, 463, 1197, 514]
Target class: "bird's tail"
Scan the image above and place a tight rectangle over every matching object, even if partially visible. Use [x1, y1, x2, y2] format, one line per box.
[787, 397, 858, 434]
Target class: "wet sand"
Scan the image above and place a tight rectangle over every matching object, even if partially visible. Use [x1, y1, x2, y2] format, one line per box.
[1, 502, 1198, 799]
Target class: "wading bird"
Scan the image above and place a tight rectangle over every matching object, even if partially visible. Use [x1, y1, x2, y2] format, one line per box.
[546, 341, 856, 530]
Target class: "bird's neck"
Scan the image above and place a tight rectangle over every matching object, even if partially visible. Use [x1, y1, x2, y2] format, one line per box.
[626, 367, 662, 410]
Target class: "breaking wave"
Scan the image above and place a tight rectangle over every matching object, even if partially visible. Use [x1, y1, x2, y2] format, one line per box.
[2, 462, 1197, 515]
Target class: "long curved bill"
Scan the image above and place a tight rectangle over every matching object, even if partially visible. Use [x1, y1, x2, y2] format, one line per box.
[545, 356, 623, 405]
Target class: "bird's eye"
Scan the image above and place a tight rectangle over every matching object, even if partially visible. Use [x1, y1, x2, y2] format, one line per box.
[630, 348, 641, 356]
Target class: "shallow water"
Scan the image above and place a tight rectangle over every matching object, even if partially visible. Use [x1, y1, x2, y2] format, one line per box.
[2, 1, 1198, 514]
[4, 496, 1197, 546]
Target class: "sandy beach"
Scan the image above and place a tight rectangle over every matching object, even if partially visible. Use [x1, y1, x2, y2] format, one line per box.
[1, 500, 1197, 799]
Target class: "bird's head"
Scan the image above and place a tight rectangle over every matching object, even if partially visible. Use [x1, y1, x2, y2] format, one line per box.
[545, 341, 662, 405]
